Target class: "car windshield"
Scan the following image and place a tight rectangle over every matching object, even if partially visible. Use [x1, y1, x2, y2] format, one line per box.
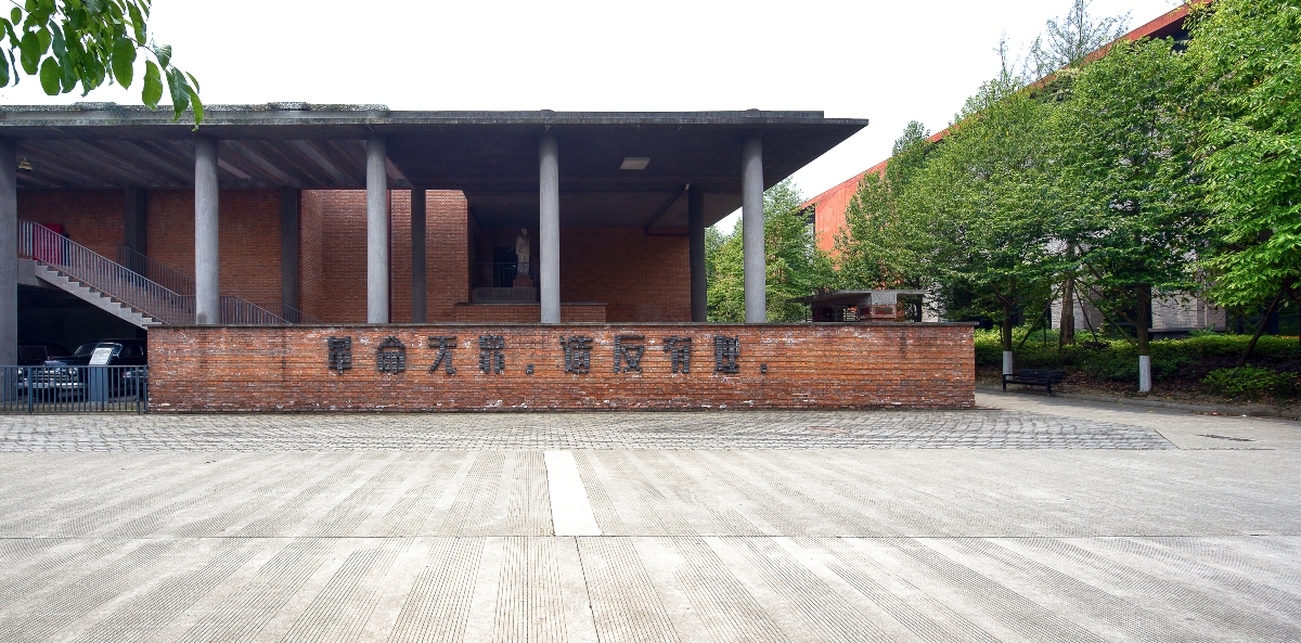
[74, 343, 121, 357]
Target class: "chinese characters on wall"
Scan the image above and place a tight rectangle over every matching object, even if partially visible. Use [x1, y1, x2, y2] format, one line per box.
[324, 334, 764, 376]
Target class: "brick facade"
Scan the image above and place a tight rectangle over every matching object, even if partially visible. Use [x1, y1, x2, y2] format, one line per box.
[147, 323, 975, 412]
[19, 190, 125, 259]
[146, 189, 284, 309]
[21, 187, 688, 325]
[453, 303, 608, 323]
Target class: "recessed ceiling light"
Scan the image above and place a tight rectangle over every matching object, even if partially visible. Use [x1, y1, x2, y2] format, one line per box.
[620, 157, 650, 170]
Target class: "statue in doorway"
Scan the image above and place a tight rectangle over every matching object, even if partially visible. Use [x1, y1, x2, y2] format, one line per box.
[515, 228, 530, 277]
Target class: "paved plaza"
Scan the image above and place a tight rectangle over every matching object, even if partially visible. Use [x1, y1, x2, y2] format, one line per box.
[0, 393, 1299, 642]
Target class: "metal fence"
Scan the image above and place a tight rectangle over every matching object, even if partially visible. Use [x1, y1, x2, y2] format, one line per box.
[0, 365, 148, 413]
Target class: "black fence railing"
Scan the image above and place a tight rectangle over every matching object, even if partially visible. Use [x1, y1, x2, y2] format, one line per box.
[0, 365, 148, 413]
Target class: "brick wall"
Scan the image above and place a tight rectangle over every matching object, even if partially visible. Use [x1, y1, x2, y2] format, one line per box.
[299, 189, 470, 323]
[453, 303, 607, 323]
[148, 323, 975, 412]
[561, 228, 689, 322]
[18, 190, 124, 259]
[146, 189, 284, 309]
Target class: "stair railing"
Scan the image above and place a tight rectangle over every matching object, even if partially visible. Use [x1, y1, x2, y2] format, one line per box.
[20, 220, 195, 324]
[117, 243, 291, 325]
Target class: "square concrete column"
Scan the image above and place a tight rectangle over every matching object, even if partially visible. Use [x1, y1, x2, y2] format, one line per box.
[410, 187, 427, 323]
[194, 137, 220, 325]
[124, 186, 148, 272]
[0, 139, 15, 365]
[280, 188, 300, 322]
[539, 133, 561, 324]
[367, 135, 389, 324]
[742, 136, 766, 323]
[688, 184, 707, 322]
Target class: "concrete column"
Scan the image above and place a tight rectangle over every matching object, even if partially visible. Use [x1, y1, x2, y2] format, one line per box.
[539, 132, 560, 324]
[123, 187, 148, 259]
[0, 139, 15, 366]
[280, 188, 300, 322]
[366, 135, 389, 324]
[410, 188, 427, 323]
[741, 136, 765, 323]
[194, 136, 220, 325]
[688, 184, 707, 322]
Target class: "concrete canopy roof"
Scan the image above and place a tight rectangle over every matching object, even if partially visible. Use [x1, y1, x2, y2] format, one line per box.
[0, 103, 868, 228]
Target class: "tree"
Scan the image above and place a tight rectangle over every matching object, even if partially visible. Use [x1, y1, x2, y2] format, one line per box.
[2, 0, 201, 121]
[1051, 37, 1202, 391]
[906, 82, 1059, 375]
[1188, 0, 1301, 350]
[706, 180, 833, 322]
[1025, 0, 1132, 80]
[833, 122, 933, 291]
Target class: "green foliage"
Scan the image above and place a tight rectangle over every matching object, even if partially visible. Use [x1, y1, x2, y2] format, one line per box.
[833, 123, 933, 291]
[908, 88, 1059, 350]
[975, 329, 1300, 393]
[1050, 37, 1203, 354]
[1188, 0, 1301, 313]
[1, 0, 201, 122]
[706, 179, 833, 322]
[1203, 366, 1297, 399]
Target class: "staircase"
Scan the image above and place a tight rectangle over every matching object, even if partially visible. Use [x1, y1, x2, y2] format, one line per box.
[29, 263, 161, 327]
[19, 220, 298, 327]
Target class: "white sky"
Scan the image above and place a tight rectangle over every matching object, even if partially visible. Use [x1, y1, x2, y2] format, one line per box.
[1, 0, 1180, 227]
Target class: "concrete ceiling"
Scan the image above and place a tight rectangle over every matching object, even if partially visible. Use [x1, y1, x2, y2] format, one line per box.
[0, 104, 868, 229]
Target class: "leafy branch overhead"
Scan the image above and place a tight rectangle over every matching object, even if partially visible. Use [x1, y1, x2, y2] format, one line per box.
[1, 0, 201, 122]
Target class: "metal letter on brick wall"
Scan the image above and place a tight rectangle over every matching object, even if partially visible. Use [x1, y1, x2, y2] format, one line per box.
[559, 336, 593, 374]
[327, 336, 353, 374]
[428, 336, 458, 374]
[713, 335, 740, 374]
[376, 336, 407, 374]
[479, 335, 505, 374]
[662, 336, 692, 374]
[613, 335, 645, 373]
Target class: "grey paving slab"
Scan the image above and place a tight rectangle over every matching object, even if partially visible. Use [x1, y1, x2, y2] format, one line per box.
[0, 400, 1298, 642]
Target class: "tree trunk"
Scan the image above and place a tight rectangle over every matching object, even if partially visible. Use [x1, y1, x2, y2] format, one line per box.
[1238, 288, 1285, 367]
[1059, 244, 1076, 347]
[1002, 305, 1015, 376]
[1137, 284, 1152, 393]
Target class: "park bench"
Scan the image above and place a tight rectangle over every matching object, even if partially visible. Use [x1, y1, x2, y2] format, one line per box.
[1002, 369, 1068, 396]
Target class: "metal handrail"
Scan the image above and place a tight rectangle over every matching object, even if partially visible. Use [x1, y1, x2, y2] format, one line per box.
[281, 303, 324, 325]
[20, 220, 195, 324]
[117, 243, 197, 297]
[117, 242, 290, 325]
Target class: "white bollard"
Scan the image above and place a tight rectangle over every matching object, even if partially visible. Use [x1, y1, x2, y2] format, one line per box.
[1139, 355, 1152, 393]
[1003, 351, 1014, 376]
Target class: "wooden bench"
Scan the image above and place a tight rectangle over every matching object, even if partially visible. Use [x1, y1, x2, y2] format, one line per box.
[1002, 369, 1067, 396]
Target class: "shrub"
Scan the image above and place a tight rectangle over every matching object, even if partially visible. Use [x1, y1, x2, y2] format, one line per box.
[1202, 366, 1297, 400]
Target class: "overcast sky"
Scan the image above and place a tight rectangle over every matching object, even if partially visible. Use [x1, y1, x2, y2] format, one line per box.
[1, 0, 1181, 222]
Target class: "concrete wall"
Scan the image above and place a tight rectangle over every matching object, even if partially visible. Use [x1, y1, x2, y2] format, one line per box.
[147, 323, 976, 412]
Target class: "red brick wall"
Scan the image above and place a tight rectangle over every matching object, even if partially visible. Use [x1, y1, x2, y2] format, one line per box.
[148, 323, 975, 412]
[453, 303, 607, 323]
[299, 189, 470, 323]
[18, 190, 124, 259]
[146, 189, 283, 309]
[561, 228, 689, 322]
[299, 191, 326, 321]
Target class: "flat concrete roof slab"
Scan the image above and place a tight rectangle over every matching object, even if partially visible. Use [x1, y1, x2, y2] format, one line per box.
[0, 105, 868, 227]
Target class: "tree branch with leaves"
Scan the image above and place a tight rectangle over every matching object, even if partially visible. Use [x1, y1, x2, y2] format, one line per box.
[2, 0, 201, 122]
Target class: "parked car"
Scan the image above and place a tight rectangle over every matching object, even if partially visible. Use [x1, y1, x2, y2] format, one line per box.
[28, 338, 148, 397]
[17, 342, 70, 366]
